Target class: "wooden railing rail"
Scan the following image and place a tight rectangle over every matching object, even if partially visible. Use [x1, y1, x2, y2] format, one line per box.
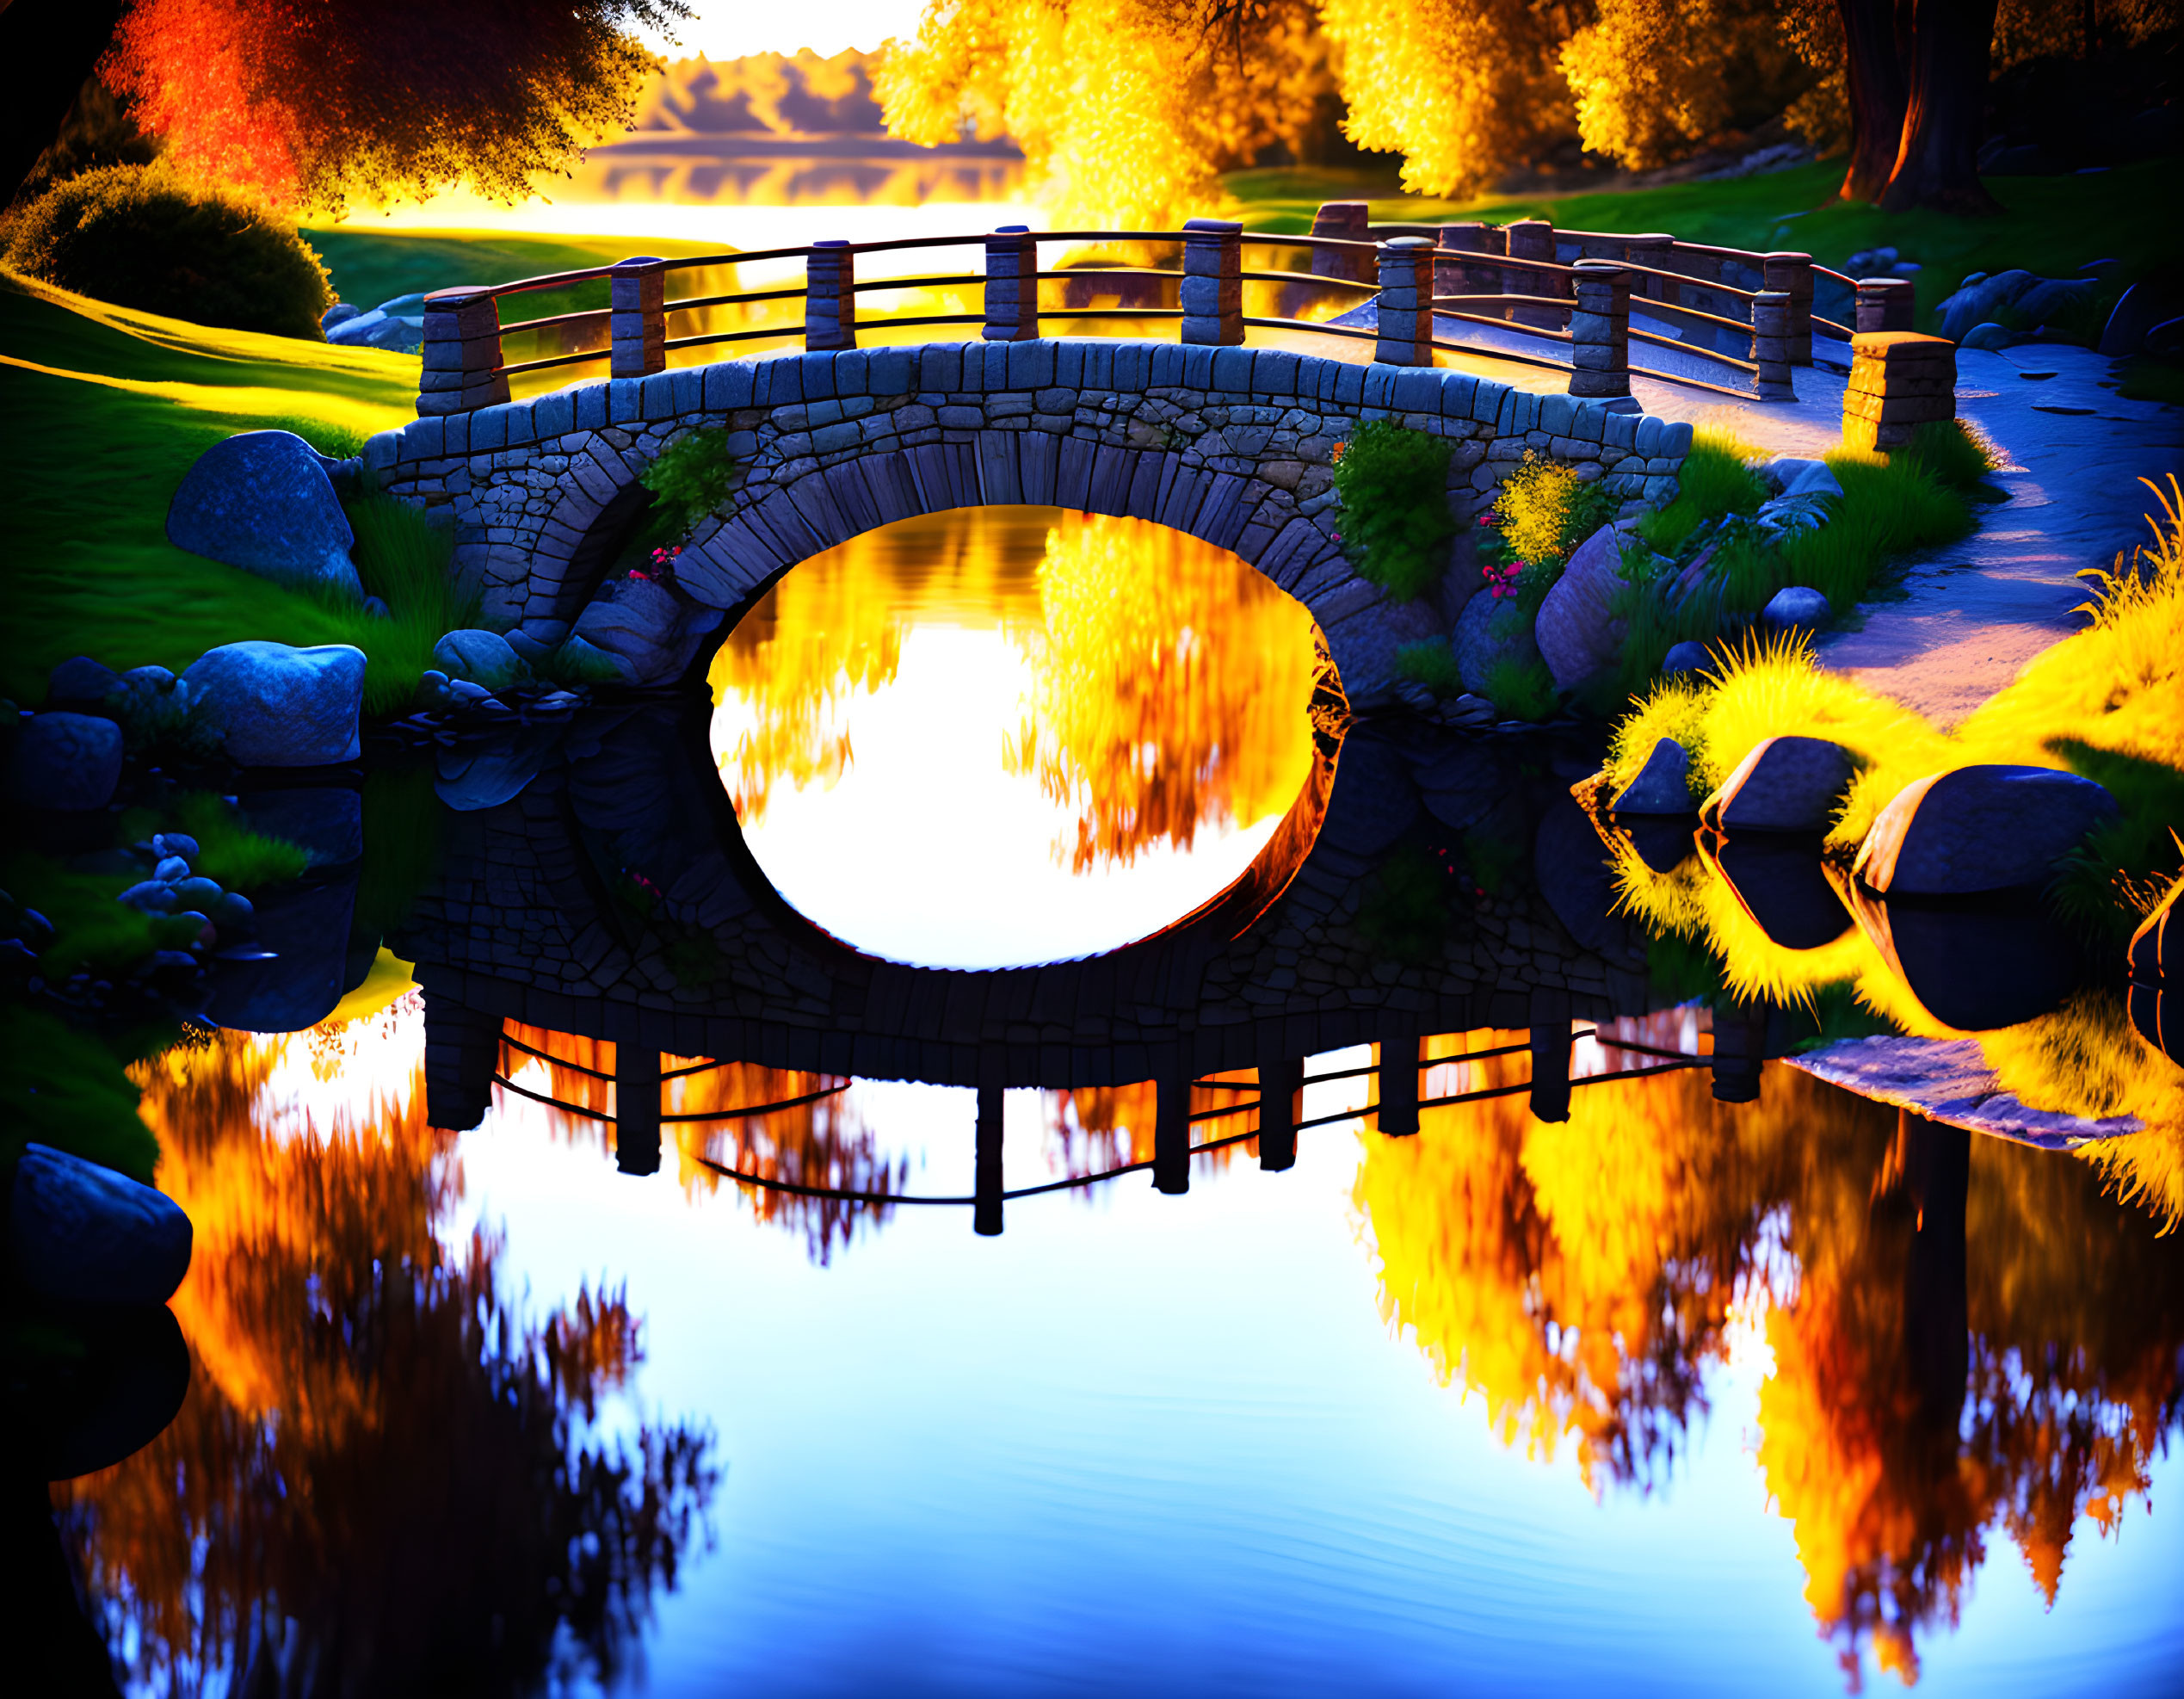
[420, 219, 1836, 420]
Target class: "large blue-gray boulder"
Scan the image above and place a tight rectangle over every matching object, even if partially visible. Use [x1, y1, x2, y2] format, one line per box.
[570, 578, 725, 687]
[181, 642, 366, 767]
[1452, 589, 1540, 696]
[1854, 764, 2119, 896]
[1610, 738, 1693, 816]
[46, 656, 120, 712]
[1937, 270, 2037, 343]
[8, 712, 124, 810]
[9, 1143, 193, 1305]
[166, 430, 363, 600]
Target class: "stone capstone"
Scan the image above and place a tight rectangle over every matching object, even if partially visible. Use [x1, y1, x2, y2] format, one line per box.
[1701, 736, 1855, 834]
[8, 712, 124, 810]
[1609, 738, 1693, 815]
[1451, 589, 1540, 697]
[166, 430, 363, 601]
[433, 628, 527, 692]
[181, 642, 366, 767]
[1533, 521, 1633, 690]
[9, 1143, 193, 1306]
[1853, 763, 2119, 896]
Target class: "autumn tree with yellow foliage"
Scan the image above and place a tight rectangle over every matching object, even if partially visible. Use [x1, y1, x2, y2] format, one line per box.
[876, 0, 2176, 220]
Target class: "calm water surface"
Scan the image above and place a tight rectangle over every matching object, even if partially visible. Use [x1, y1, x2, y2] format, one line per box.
[45, 508, 2184, 1696]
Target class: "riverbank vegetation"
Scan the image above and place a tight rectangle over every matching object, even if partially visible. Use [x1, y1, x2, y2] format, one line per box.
[1599, 475, 2184, 1218]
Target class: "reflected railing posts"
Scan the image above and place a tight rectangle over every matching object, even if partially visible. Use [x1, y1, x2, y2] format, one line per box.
[425, 992, 501, 1131]
[1256, 1050, 1302, 1171]
[615, 1035, 663, 1177]
[976, 1084, 1005, 1236]
[1154, 1067, 1194, 1195]
[1711, 1002, 1771, 1103]
[1379, 1029, 1421, 1137]
[1901, 1112, 1971, 1426]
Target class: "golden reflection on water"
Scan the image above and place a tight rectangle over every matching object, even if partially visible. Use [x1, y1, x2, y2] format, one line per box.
[706, 507, 1323, 967]
[1354, 1030, 2184, 1689]
[56, 1012, 715, 1693]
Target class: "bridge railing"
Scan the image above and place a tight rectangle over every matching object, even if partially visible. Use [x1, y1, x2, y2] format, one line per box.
[417, 215, 1900, 420]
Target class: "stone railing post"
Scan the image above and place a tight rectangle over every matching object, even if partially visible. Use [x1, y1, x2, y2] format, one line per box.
[1506, 219, 1563, 329]
[984, 225, 1038, 341]
[805, 238, 856, 352]
[1310, 199, 1373, 286]
[1434, 222, 1495, 302]
[1856, 276, 1916, 333]
[1844, 331, 1958, 453]
[1763, 250, 1815, 364]
[1181, 218, 1244, 346]
[1569, 261, 1637, 411]
[418, 287, 509, 417]
[1374, 237, 1434, 366]
[609, 256, 667, 380]
[1752, 289, 1796, 401]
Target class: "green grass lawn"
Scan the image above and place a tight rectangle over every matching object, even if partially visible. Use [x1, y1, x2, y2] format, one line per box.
[1225, 158, 2184, 338]
[0, 269, 417, 703]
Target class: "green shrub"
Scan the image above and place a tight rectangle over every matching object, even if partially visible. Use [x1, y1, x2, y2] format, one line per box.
[1484, 657, 1558, 721]
[1632, 427, 1768, 557]
[114, 794, 309, 893]
[639, 427, 737, 542]
[0, 1006, 160, 1183]
[1329, 421, 1454, 602]
[1395, 640, 1465, 696]
[3, 164, 333, 339]
[1355, 842, 1453, 964]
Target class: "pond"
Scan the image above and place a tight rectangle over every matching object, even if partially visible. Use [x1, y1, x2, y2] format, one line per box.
[22, 506, 2184, 1696]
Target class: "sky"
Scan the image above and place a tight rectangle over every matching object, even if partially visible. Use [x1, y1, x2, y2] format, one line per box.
[647, 0, 930, 59]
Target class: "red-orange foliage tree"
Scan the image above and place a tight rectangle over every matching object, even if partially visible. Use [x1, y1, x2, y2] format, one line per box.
[3, 0, 688, 213]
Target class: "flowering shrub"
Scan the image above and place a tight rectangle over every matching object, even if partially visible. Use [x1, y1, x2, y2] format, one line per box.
[627, 545, 681, 584]
[1476, 449, 1616, 615]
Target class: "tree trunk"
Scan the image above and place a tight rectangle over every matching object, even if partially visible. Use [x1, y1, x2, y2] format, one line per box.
[1837, 0, 1913, 204]
[1879, 0, 2004, 213]
[1, 0, 126, 208]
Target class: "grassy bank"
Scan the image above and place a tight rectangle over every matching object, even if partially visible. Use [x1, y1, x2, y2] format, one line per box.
[1225, 158, 2184, 344]
[0, 269, 417, 703]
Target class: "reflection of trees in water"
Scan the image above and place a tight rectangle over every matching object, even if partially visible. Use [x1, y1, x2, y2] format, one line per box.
[55, 1012, 718, 1695]
[1009, 513, 1319, 871]
[707, 508, 1319, 869]
[1043, 1075, 1255, 1181]
[503, 1022, 902, 1266]
[1355, 1036, 2184, 1688]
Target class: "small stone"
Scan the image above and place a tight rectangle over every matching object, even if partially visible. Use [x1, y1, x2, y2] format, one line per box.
[531, 689, 583, 714]
[1961, 321, 2019, 351]
[117, 880, 179, 914]
[1763, 586, 1833, 635]
[1854, 764, 2119, 896]
[151, 832, 200, 860]
[321, 303, 361, 330]
[9, 1143, 193, 1306]
[1661, 641, 1713, 676]
[7, 713, 124, 810]
[1769, 458, 1843, 501]
[1610, 738, 1693, 815]
[154, 856, 190, 882]
[1702, 736, 1855, 834]
[433, 629, 527, 693]
[446, 678, 495, 707]
[172, 875, 225, 910]
[361, 595, 392, 621]
[165, 430, 363, 601]
[209, 891, 254, 930]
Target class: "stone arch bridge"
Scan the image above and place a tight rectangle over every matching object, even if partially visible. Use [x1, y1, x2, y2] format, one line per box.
[361, 340, 1694, 695]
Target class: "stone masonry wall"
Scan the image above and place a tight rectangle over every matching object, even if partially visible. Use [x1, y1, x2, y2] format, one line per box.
[364, 340, 1694, 697]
